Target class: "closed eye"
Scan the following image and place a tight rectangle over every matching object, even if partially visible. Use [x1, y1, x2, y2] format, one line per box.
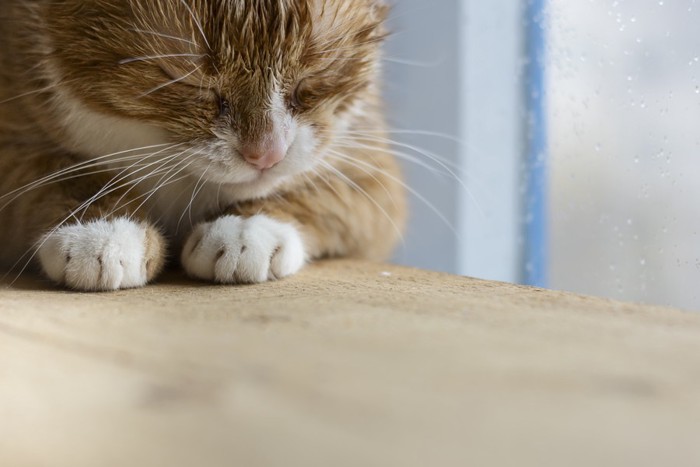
[217, 96, 231, 119]
[289, 79, 308, 113]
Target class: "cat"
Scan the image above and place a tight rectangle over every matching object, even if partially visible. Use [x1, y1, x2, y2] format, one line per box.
[0, 0, 406, 291]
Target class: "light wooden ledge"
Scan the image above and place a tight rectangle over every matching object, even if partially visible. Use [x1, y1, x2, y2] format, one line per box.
[2, 260, 700, 467]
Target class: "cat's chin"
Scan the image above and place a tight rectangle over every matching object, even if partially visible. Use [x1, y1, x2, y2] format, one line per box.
[215, 172, 292, 201]
[192, 160, 309, 201]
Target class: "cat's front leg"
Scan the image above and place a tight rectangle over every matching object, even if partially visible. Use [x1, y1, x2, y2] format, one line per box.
[37, 218, 165, 291]
[181, 214, 306, 284]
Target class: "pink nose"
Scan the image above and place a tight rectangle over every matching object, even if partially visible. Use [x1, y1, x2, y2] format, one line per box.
[240, 136, 287, 170]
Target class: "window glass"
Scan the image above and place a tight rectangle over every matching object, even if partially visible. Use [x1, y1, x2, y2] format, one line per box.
[549, 0, 700, 309]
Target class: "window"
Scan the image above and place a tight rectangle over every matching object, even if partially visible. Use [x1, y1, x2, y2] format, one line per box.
[386, 0, 699, 309]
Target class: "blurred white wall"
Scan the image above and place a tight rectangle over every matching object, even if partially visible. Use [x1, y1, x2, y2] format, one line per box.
[383, 0, 463, 274]
[548, 0, 700, 310]
[385, 0, 526, 283]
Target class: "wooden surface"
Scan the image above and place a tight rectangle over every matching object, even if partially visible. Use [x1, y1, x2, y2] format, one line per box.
[1, 260, 700, 467]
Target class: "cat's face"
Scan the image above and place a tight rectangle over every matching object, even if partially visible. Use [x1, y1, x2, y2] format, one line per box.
[44, 0, 387, 197]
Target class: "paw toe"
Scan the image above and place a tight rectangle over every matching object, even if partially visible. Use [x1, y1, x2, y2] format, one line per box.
[37, 218, 164, 291]
[182, 214, 306, 284]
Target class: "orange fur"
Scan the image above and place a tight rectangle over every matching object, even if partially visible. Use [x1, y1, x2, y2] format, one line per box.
[0, 0, 405, 286]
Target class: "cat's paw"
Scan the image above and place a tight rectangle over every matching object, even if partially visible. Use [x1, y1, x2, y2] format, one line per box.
[37, 218, 165, 291]
[182, 214, 306, 284]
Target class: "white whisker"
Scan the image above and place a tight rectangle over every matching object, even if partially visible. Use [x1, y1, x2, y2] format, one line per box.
[124, 151, 202, 219]
[382, 56, 443, 68]
[176, 160, 212, 233]
[6, 153, 191, 283]
[334, 128, 496, 197]
[119, 53, 204, 65]
[325, 149, 399, 210]
[333, 133, 487, 217]
[333, 140, 448, 177]
[0, 144, 179, 212]
[0, 79, 78, 105]
[310, 168, 345, 201]
[343, 128, 464, 144]
[302, 172, 323, 196]
[76, 147, 189, 222]
[100, 148, 194, 220]
[139, 64, 202, 97]
[318, 160, 405, 243]
[325, 151, 456, 235]
[129, 27, 197, 46]
[179, 0, 211, 50]
[334, 131, 461, 170]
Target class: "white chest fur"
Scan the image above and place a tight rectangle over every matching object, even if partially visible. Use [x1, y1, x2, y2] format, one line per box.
[50, 82, 242, 240]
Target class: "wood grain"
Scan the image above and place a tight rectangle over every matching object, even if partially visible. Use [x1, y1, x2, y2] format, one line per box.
[1, 260, 699, 467]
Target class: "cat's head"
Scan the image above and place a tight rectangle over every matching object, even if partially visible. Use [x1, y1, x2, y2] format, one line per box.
[43, 0, 388, 198]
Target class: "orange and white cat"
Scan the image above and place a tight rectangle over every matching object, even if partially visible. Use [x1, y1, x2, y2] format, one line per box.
[0, 0, 405, 291]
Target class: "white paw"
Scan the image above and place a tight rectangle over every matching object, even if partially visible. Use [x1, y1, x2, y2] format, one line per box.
[37, 218, 164, 291]
[182, 214, 306, 284]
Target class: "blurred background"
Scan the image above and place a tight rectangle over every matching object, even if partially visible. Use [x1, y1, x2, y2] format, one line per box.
[384, 0, 700, 311]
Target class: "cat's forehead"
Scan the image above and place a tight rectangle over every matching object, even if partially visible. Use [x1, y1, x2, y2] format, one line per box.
[209, 1, 315, 71]
[130, 0, 384, 66]
[45, 0, 386, 119]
